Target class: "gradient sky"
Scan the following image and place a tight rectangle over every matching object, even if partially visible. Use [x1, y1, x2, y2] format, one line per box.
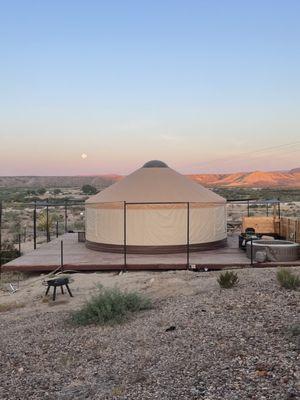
[1, 0, 300, 175]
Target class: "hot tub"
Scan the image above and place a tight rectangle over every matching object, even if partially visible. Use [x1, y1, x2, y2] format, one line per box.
[246, 240, 300, 262]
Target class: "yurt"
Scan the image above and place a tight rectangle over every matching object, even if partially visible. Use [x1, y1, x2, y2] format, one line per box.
[85, 160, 227, 253]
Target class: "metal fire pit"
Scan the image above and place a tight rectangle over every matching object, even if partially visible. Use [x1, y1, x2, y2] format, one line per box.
[45, 277, 73, 301]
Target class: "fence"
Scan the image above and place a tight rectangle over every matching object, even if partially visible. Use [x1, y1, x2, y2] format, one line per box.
[241, 216, 280, 234]
[0, 199, 85, 268]
[276, 217, 300, 243]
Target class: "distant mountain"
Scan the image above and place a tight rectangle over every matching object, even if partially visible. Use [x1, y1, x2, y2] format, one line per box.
[1, 168, 300, 188]
[289, 167, 300, 174]
[189, 168, 300, 188]
[0, 175, 121, 189]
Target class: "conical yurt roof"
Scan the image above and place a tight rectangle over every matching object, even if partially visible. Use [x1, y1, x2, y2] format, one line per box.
[86, 160, 226, 204]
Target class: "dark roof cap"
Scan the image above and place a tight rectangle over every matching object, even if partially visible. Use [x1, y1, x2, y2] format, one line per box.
[142, 160, 168, 168]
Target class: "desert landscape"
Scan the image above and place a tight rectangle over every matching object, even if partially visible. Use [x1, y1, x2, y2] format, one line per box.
[1, 172, 300, 258]
[1, 2, 300, 399]
[1, 167, 300, 189]
[0, 267, 299, 399]
[0, 169, 299, 399]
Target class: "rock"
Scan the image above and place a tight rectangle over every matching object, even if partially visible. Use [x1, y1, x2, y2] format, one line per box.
[165, 326, 176, 332]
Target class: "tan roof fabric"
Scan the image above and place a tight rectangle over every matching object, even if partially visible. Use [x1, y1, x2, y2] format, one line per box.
[86, 165, 226, 204]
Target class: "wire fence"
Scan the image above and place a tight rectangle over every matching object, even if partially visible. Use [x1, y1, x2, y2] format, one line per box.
[1, 198, 300, 269]
[0, 200, 85, 267]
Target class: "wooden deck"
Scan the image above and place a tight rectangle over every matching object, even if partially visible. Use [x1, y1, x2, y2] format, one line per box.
[2, 233, 300, 272]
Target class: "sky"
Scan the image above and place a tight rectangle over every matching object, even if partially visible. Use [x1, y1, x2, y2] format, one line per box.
[0, 0, 300, 175]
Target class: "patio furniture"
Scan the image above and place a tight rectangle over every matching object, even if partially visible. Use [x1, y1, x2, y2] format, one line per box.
[239, 228, 261, 250]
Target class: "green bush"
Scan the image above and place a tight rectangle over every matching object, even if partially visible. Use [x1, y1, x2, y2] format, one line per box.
[37, 187, 46, 195]
[277, 269, 300, 290]
[81, 184, 98, 195]
[289, 324, 300, 337]
[217, 271, 239, 289]
[71, 287, 152, 326]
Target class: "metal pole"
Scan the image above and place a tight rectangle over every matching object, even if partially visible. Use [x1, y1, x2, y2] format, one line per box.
[46, 199, 50, 242]
[250, 238, 253, 266]
[124, 201, 127, 270]
[33, 200, 37, 250]
[0, 201, 2, 271]
[247, 200, 250, 217]
[56, 221, 59, 238]
[266, 202, 269, 217]
[277, 200, 281, 237]
[18, 233, 21, 256]
[60, 240, 64, 270]
[187, 202, 190, 268]
[64, 201, 68, 233]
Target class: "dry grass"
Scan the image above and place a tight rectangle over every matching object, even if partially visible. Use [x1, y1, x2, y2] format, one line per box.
[0, 271, 28, 285]
[0, 302, 25, 313]
[277, 268, 300, 290]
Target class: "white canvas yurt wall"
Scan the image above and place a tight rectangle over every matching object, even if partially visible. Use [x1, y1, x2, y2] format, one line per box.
[85, 161, 227, 253]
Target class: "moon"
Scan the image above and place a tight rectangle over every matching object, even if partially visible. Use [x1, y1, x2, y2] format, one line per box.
[81, 153, 88, 160]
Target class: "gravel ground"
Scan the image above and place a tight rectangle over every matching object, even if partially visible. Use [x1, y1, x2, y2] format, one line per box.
[0, 267, 299, 400]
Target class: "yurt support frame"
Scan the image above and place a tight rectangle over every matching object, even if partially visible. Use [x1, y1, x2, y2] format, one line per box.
[123, 201, 191, 268]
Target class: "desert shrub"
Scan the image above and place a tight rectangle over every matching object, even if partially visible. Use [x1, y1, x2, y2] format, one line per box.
[217, 271, 239, 289]
[71, 287, 152, 326]
[277, 269, 300, 290]
[37, 187, 46, 195]
[289, 323, 300, 337]
[37, 210, 59, 235]
[0, 240, 19, 263]
[81, 184, 98, 195]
